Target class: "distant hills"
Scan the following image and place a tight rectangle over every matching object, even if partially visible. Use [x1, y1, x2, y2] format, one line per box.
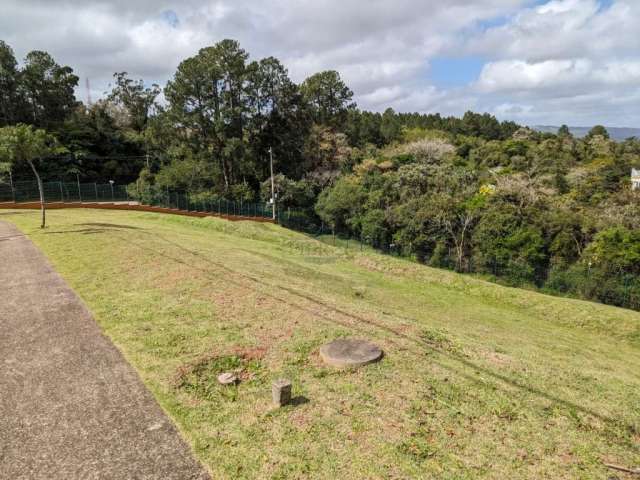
[532, 125, 640, 141]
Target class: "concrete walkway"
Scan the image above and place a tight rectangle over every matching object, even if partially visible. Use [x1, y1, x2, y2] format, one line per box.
[0, 221, 210, 480]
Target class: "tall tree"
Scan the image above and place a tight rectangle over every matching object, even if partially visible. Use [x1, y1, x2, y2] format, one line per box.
[300, 70, 354, 127]
[245, 56, 310, 179]
[0, 41, 20, 126]
[19, 50, 79, 129]
[107, 72, 160, 132]
[165, 39, 248, 191]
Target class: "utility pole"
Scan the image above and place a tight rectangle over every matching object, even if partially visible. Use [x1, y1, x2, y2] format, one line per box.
[9, 170, 14, 202]
[269, 147, 276, 221]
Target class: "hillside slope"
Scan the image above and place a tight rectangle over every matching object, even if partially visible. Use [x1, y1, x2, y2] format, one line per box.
[533, 125, 640, 140]
[3, 209, 640, 479]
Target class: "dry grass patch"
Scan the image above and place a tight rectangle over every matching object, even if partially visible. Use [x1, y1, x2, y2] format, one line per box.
[3, 208, 640, 479]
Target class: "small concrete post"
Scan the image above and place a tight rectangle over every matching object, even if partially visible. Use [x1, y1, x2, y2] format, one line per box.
[272, 379, 292, 407]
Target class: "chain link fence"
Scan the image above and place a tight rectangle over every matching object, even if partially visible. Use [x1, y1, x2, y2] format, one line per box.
[3, 179, 638, 312]
[0, 180, 129, 203]
[0, 180, 274, 219]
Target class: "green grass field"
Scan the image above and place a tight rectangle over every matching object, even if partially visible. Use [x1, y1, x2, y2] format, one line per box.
[3, 209, 640, 479]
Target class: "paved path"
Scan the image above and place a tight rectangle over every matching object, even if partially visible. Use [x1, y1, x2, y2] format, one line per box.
[0, 221, 210, 480]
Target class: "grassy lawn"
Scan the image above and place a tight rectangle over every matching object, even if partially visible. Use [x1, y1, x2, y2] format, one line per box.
[2, 208, 640, 479]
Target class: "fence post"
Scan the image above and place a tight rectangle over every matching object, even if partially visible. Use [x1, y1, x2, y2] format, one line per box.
[59, 181, 64, 202]
[94, 183, 98, 201]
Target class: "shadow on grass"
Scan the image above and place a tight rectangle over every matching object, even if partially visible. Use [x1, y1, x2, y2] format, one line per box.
[78, 222, 141, 230]
[43, 223, 143, 236]
[289, 396, 310, 406]
[44, 228, 109, 235]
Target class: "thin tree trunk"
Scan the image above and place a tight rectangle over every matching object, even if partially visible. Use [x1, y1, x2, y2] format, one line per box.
[28, 159, 45, 228]
[219, 156, 229, 190]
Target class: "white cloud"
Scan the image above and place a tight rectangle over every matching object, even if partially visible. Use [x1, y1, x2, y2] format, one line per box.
[1, 0, 639, 126]
[477, 59, 593, 92]
[0, 0, 527, 108]
[465, 0, 640, 126]
[469, 0, 639, 61]
[475, 58, 640, 93]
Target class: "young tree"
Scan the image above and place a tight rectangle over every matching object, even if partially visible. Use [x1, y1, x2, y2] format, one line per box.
[586, 125, 609, 140]
[315, 175, 367, 233]
[0, 124, 60, 228]
[557, 124, 572, 137]
[380, 107, 401, 144]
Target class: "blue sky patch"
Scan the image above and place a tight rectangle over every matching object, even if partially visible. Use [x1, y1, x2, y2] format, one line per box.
[160, 10, 179, 28]
[428, 57, 486, 88]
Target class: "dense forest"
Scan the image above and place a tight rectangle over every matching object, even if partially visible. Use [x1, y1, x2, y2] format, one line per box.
[1, 39, 639, 310]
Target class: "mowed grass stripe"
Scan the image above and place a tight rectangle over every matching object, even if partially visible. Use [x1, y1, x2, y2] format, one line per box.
[3, 209, 640, 479]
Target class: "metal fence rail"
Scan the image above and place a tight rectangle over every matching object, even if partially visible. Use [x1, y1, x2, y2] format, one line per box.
[0, 181, 274, 219]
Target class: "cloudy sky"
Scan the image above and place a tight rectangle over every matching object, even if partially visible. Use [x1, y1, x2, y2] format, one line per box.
[2, 0, 638, 127]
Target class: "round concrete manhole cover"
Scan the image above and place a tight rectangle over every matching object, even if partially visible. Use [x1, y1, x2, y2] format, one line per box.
[319, 338, 383, 368]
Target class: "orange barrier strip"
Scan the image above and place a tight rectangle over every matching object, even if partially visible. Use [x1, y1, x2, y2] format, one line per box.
[0, 201, 276, 223]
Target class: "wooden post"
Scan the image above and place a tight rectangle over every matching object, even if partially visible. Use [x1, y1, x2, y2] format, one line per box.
[272, 379, 292, 407]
